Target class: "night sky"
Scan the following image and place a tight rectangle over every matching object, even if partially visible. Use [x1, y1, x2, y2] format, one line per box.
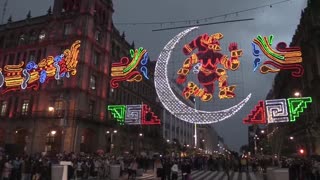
[0, 0, 307, 151]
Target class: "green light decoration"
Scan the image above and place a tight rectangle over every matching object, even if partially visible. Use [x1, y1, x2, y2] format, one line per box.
[268, 35, 274, 46]
[107, 105, 126, 125]
[123, 47, 145, 73]
[256, 35, 285, 60]
[287, 97, 312, 122]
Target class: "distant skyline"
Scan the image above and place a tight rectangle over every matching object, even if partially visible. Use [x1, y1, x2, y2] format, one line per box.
[0, 0, 308, 151]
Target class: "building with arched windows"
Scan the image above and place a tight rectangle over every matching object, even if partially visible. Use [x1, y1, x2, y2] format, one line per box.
[0, 0, 117, 155]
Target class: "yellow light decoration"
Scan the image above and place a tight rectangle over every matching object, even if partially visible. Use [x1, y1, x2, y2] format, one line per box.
[0, 40, 81, 94]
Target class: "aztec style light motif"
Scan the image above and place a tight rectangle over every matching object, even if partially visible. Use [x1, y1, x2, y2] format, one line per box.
[0, 40, 81, 94]
[107, 104, 160, 125]
[252, 35, 304, 77]
[243, 97, 312, 124]
[176, 33, 243, 102]
[154, 27, 251, 124]
[110, 47, 150, 88]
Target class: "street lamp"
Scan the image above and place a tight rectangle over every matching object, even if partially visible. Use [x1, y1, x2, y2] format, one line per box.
[202, 139, 205, 142]
[106, 130, 117, 154]
[289, 136, 294, 140]
[294, 91, 301, 97]
[51, 130, 57, 135]
[166, 139, 170, 143]
[139, 133, 143, 137]
[48, 107, 54, 112]
[261, 130, 265, 134]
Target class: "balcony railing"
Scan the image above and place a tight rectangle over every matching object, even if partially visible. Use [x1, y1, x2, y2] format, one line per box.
[1, 110, 106, 124]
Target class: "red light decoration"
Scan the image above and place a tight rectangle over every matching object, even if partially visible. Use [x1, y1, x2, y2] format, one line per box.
[107, 103, 160, 126]
[176, 33, 243, 102]
[0, 41, 81, 94]
[141, 104, 161, 125]
[252, 35, 304, 77]
[243, 101, 267, 124]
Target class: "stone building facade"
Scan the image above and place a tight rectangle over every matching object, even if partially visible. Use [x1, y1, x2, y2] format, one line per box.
[0, 0, 116, 155]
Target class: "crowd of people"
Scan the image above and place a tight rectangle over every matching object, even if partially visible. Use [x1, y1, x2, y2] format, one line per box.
[1, 150, 320, 180]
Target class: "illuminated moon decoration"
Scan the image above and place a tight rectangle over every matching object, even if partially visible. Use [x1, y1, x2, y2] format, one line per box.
[154, 27, 252, 124]
[243, 97, 312, 124]
[252, 35, 304, 77]
[0, 40, 81, 94]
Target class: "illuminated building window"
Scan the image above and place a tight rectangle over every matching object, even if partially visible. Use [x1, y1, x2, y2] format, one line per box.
[0, 101, 7, 117]
[39, 30, 46, 41]
[54, 100, 64, 117]
[18, 34, 26, 45]
[21, 100, 30, 116]
[90, 75, 96, 90]
[93, 51, 100, 65]
[63, 23, 72, 36]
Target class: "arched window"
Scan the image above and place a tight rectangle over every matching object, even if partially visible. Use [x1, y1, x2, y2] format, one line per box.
[29, 31, 37, 44]
[39, 30, 46, 42]
[18, 34, 26, 46]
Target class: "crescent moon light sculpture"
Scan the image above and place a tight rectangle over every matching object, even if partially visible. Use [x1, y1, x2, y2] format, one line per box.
[154, 27, 252, 124]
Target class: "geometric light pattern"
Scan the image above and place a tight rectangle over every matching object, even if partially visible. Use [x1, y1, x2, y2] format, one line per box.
[243, 97, 312, 124]
[107, 105, 126, 125]
[176, 32, 243, 102]
[287, 97, 312, 122]
[154, 26, 251, 124]
[243, 101, 266, 124]
[110, 47, 150, 88]
[0, 40, 81, 94]
[252, 35, 304, 77]
[266, 99, 289, 123]
[107, 104, 160, 125]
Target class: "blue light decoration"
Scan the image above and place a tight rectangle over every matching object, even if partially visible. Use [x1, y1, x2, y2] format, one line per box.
[140, 52, 149, 79]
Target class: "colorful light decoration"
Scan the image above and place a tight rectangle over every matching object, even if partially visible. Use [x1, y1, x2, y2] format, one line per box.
[251, 35, 304, 77]
[288, 97, 312, 122]
[110, 47, 150, 88]
[154, 27, 251, 124]
[176, 33, 243, 102]
[243, 97, 312, 124]
[0, 40, 81, 94]
[107, 104, 160, 125]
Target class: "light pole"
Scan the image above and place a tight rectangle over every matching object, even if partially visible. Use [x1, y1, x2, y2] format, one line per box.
[106, 130, 117, 154]
[254, 135, 258, 155]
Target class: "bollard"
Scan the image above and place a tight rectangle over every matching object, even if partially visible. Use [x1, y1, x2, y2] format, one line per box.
[60, 161, 73, 180]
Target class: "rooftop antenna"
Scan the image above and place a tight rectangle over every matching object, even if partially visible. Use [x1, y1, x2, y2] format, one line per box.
[1, 0, 9, 24]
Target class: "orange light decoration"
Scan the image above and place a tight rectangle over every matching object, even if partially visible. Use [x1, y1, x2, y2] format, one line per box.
[0, 40, 80, 94]
[252, 35, 304, 77]
[176, 33, 243, 102]
[110, 47, 150, 89]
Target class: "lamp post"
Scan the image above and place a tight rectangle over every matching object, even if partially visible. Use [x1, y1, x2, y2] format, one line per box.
[106, 130, 117, 154]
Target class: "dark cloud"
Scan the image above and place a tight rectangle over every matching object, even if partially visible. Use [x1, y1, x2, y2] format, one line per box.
[0, 0, 307, 151]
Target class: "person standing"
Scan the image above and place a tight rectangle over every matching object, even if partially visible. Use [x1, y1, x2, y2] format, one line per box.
[154, 158, 163, 180]
[2, 159, 13, 180]
[171, 161, 179, 180]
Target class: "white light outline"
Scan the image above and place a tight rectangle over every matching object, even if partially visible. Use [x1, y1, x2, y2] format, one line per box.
[154, 27, 251, 124]
[265, 99, 289, 123]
